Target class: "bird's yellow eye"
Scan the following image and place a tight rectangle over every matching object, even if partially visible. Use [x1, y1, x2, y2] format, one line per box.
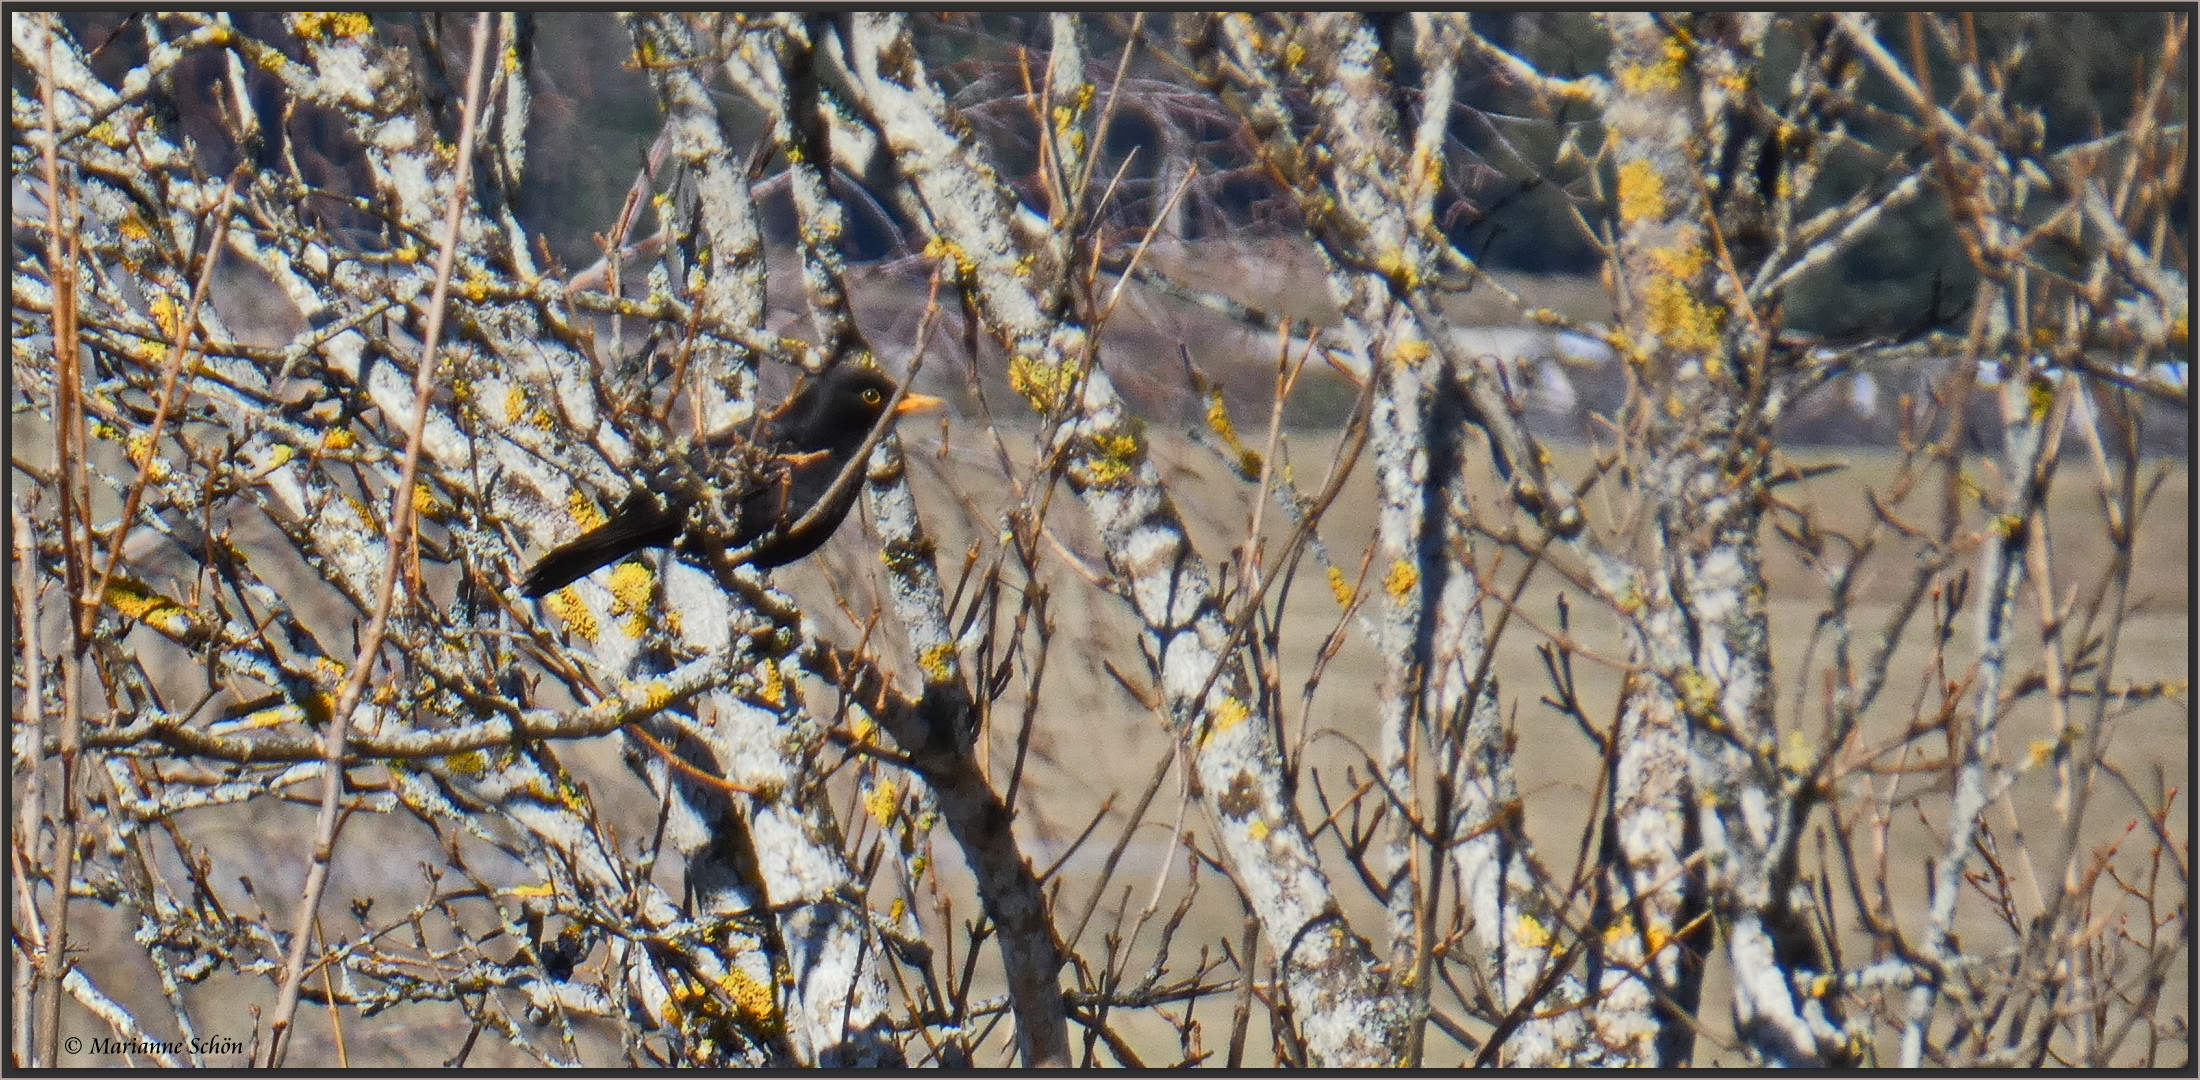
[861, 388, 882, 404]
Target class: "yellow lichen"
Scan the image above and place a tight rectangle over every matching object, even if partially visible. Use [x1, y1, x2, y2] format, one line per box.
[607, 560, 654, 613]
[1677, 669, 1719, 719]
[1616, 159, 1668, 223]
[1081, 458, 1131, 486]
[758, 661, 785, 707]
[660, 986, 691, 1026]
[1383, 558, 1419, 599]
[1093, 431, 1141, 462]
[445, 749, 488, 775]
[1326, 565, 1354, 607]
[1076, 428, 1141, 487]
[150, 293, 188, 339]
[544, 587, 598, 643]
[1602, 325, 1641, 365]
[638, 679, 675, 712]
[922, 235, 976, 278]
[566, 488, 608, 531]
[917, 642, 958, 683]
[1513, 912, 1555, 950]
[1648, 243, 1707, 282]
[1613, 31, 1693, 94]
[1610, 919, 1672, 959]
[2026, 375, 2055, 421]
[555, 772, 589, 812]
[1390, 338, 1432, 365]
[344, 493, 377, 529]
[295, 12, 371, 39]
[104, 579, 199, 638]
[1007, 354, 1071, 411]
[1375, 249, 1420, 289]
[1645, 275, 1722, 354]
[123, 433, 171, 480]
[1781, 729, 1818, 774]
[1210, 695, 1251, 735]
[865, 777, 901, 827]
[1247, 818, 1271, 840]
[1201, 392, 1260, 474]
[234, 702, 300, 729]
[412, 482, 440, 517]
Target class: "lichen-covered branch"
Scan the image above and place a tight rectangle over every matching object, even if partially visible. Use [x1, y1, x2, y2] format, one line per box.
[827, 11, 1410, 1065]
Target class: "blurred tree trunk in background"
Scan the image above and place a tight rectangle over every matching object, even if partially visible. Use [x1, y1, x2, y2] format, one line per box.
[11, 11, 2186, 1068]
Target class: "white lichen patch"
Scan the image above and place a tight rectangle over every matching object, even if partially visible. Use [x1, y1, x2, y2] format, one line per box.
[1691, 547, 1746, 624]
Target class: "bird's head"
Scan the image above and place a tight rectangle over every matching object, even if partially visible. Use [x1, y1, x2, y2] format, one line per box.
[777, 365, 944, 452]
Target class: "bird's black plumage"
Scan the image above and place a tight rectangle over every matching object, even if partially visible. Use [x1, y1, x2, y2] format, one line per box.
[519, 366, 941, 598]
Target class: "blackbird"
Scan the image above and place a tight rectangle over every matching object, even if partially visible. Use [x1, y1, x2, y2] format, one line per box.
[520, 365, 943, 597]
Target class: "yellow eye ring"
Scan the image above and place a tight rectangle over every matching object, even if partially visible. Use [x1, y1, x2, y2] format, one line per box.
[861, 388, 882, 404]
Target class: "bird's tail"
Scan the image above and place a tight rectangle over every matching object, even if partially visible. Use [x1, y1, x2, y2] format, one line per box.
[519, 491, 681, 598]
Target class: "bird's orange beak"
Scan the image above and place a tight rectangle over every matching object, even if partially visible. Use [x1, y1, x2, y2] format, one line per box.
[894, 392, 946, 415]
